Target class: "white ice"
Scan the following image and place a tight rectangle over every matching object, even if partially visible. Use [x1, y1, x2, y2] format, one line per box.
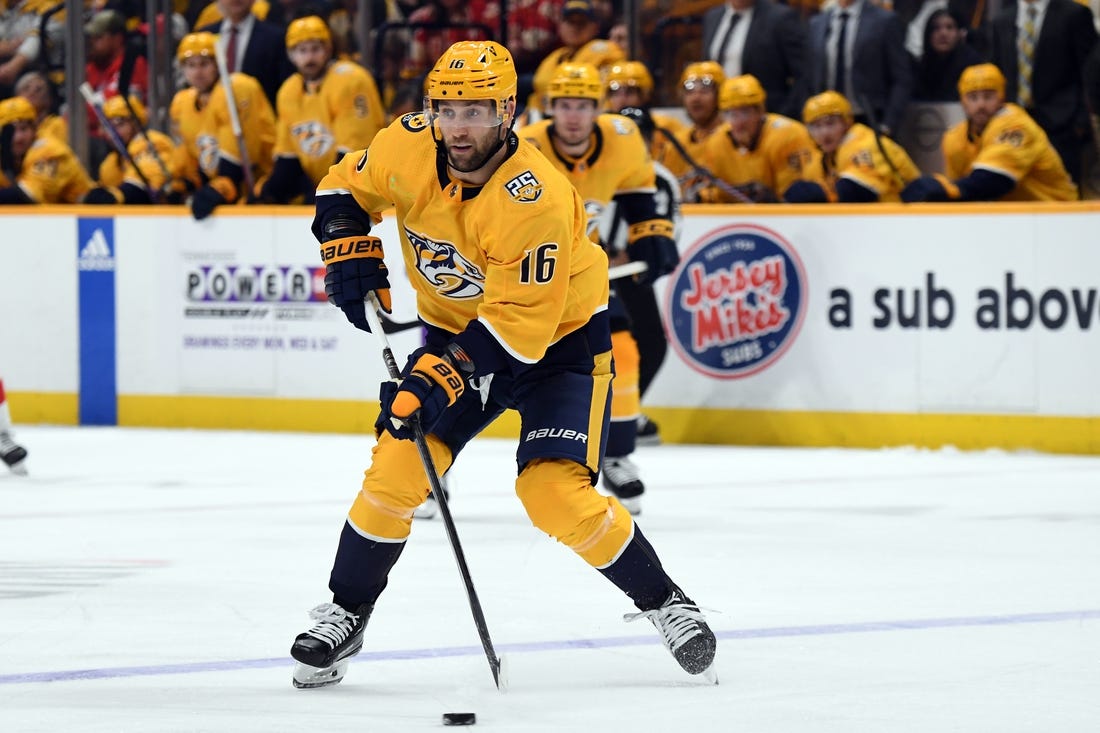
[1, 426, 1098, 732]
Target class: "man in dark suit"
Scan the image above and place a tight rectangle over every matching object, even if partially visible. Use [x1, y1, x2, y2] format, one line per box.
[988, 0, 1098, 185]
[805, 0, 913, 136]
[200, 0, 293, 107]
[702, 0, 807, 119]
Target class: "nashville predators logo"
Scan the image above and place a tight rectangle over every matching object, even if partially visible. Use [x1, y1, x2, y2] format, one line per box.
[405, 227, 485, 299]
[197, 134, 219, 175]
[584, 199, 604, 236]
[401, 113, 429, 133]
[291, 120, 335, 158]
[504, 170, 542, 203]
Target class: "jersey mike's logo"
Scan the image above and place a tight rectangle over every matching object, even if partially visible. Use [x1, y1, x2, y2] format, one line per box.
[405, 227, 485, 299]
[666, 224, 806, 379]
[291, 120, 335, 158]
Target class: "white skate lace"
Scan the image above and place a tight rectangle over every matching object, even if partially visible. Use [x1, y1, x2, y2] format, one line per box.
[303, 603, 359, 649]
[603, 457, 639, 485]
[624, 601, 708, 654]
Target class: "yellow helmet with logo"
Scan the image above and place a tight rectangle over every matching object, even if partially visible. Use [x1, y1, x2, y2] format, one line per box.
[102, 95, 148, 125]
[548, 63, 603, 103]
[286, 15, 331, 49]
[426, 41, 517, 124]
[719, 74, 766, 110]
[606, 61, 653, 95]
[802, 91, 852, 125]
[957, 63, 1005, 99]
[177, 32, 217, 62]
[680, 61, 725, 91]
[0, 96, 36, 127]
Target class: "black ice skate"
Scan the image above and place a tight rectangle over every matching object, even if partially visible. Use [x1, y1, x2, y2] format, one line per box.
[290, 602, 372, 688]
[0, 432, 28, 476]
[625, 587, 718, 683]
[601, 456, 644, 515]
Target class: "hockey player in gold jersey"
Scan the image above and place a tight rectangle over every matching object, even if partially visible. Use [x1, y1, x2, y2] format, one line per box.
[168, 32, 276, 218]
[83, 95, 181, 204]
[289, 41, 714, 690]
[902, 64, 1077, 202]
[521, 63, 679, 514]
[256, 16, 384, 204]
[789, 91, 921, 203]
[700, 74, 815, 204]
[603, 60, 684, 162]
[657, 61, 726, 202]
[0, 96, 92, 204]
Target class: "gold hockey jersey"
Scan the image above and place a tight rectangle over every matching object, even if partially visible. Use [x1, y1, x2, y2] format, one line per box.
[806, 122, 922, 202]
[274, 60, 385, 184]
[97, 129, 179, 190]
[702, 113, 815, 202]
[10, 135, 92, 203]
[316, 114, 609, 365]
[169, 72, 275, 187]
[941, 103, 1077, 201]
[521, 113, 657, 239]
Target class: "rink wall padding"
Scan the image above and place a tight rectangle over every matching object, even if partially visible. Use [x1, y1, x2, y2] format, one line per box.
[1, 203, 1098, 454]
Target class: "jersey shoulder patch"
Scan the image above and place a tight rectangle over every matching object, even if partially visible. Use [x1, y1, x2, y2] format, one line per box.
[400, 113, 429, 133]
[504, 170, 543, 203]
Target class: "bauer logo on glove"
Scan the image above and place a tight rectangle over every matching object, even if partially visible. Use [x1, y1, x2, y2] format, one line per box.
[320, 236, 384, 263]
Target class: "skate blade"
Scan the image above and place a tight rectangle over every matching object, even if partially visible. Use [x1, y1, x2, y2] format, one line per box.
[292, 660, 349, 689]
[618, 496, 642, 516]
[413, 500, 438, 519]
[701, 664, 719, 685]
[4, 461, 27, 476]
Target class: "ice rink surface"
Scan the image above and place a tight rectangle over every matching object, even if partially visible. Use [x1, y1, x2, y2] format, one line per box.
[1, 426, 1098, 732]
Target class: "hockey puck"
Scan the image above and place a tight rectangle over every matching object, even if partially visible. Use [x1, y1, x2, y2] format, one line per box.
[442, 712, 476, 726]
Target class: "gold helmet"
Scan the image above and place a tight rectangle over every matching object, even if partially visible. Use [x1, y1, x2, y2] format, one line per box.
[957, 63, 1005, 99]
[802, 91, 852, 125]
[102, 95, 148, 125]
[719, 74, 766, 110]
[547, 63, 603, 103]
[680, 61, 725, 91]
[177, 32, 217, 62]
[606, 61, 653, 95]
[286, 15, 331, 49]
[426, 41, 517, 125]
[0, 96, 36, 127]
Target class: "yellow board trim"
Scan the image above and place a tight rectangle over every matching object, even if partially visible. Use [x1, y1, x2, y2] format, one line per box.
[8, 393, 1098, 455]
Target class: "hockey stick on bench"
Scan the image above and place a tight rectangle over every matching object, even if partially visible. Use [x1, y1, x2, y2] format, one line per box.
[362, 293, 505, 691]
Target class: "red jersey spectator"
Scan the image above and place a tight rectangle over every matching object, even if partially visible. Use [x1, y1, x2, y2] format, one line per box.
[84, 10, 148, 141]
[405, 0, 499, 78]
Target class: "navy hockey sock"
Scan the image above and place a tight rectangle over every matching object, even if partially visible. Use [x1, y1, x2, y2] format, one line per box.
[328, 521, 405, 608]
[598, 525, 675, 611]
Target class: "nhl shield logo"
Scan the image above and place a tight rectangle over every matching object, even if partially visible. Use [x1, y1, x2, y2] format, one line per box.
[666, 223, 806, 379]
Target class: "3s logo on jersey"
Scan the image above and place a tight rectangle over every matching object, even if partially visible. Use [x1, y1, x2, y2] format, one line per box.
[291, 120, 335, 158]
[405, 227, 485, 299]
[504, 170, 542, 203]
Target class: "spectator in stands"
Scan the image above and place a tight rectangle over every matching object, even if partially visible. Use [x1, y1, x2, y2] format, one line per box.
[901, 63, 1078, 202]
[655, 61, 725, 202]
[168, 32, 276, 218]
[405, 0, 497, 78]
[199, 0, 293, 107]
[789, 90, 921, 203]
[255, 16, 384, 205]
[508, 0, 568, 81]
[805, 0, 913, 136]
[85, 10, 148, 169]
[912, 8, 983, 102]
[702, 0, 807, 119]
[529, 0, 624, 118]
[700, 74, 815, 203]
[15, 71, 65, 143]
[988, 0, 1098, 185]
[84, 95, 180, 205]
[0, 0, 62, 94]
[0, 96, 92, 204]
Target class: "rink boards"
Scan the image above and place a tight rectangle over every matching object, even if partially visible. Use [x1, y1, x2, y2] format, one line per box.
[1, 202, 1098, 453]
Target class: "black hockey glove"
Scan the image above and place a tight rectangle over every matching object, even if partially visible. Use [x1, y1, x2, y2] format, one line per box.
[376, 345, 469, 439]
[627, 219, 679, 285]
[190, 185, 227, 220]
[320, 235, 391, 331]
[783, 180, 829, 204]
[83, 186, 122, 205]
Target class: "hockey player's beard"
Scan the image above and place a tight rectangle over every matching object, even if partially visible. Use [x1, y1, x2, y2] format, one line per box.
[444, 131, 503, 174]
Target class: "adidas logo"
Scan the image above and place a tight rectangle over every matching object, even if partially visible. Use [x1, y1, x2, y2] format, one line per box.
[79, 228, 116, 271]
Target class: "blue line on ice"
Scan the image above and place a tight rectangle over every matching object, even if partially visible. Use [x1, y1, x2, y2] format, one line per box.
[2, 609, 1097, 685]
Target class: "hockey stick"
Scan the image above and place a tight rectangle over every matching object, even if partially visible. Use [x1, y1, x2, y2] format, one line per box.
[378, 310, 423, 334]
[858, 94, 905, 189]
[608, 261, 648, 280]
[362, 293, 505, 691]
[213, 42, 255, 193]
[118, 41, 174, 189]
[78, 83, 157, 197]
[650, 123, 757, 204]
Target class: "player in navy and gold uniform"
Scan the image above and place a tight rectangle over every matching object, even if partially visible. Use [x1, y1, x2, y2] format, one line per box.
[521, 63, 679, 514]
[790, 91, 921, 203]
[289, 41, 715, 690]
[83, 95, 181, 205]
[0, 96, 92, 204]
[167, 32, 276, 218]
[604, 61, 685, 164]
[701, 75, 815, 203]
[902, 64, 1077, 202]
[657, 61, 726, 202]
[256, 16, 384, 204]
